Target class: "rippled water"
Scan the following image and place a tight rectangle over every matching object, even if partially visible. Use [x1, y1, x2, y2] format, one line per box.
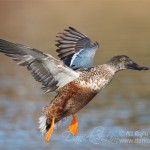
[0, 0, 150, 150]
[0, 86, 150, 150]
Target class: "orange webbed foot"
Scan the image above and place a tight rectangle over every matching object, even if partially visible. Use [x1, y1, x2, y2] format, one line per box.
[45, 116, 55, 142]
[68, 114, 78, 135]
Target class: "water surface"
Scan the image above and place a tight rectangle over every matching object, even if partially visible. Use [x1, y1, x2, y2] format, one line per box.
[0, 0, 150, 150]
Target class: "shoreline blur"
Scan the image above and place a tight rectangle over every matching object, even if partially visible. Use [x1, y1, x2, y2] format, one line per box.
[0, 1, 150, 150]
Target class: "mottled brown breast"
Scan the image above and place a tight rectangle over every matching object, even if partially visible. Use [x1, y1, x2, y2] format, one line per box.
[76, 65, 115, 92]
[45, 81, 97, 121]
[44, 64, 114, 122]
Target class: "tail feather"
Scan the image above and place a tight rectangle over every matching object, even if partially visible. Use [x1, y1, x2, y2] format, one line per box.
[38, 115, 68, 134]
[38, 116, 47, 135]
[38, 115, 53, 134]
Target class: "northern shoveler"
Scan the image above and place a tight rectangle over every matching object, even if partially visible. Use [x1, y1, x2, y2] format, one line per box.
[0, 27, 149, 142]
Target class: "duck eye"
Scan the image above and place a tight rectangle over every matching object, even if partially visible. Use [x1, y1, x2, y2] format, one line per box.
[120, 57, 125, 62]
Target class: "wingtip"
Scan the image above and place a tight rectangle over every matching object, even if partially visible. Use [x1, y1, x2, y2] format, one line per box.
[68, 26, 76, 31]
[64, 27, 76, 32]
[95, 41, 99, 48]
[65, 26, 80, 34]
[55, 43, 60, 47]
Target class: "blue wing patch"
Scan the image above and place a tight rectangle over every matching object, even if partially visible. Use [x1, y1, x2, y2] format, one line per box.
[56, 27, 99, 69]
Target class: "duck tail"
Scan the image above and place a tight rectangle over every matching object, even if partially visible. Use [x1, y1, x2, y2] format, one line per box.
[39, 114, 55, 135]
[38, 115, 47, 135]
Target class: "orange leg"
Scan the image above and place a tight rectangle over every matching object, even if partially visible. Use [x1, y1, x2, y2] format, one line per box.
[68, 114, 78, 135]
[45, 116, 55, 142]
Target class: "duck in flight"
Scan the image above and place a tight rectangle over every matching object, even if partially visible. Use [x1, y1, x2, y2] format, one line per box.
[0, 27, 149, 142]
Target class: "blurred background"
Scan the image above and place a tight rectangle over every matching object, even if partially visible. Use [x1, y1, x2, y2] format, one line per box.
[0, 0, 150, 150]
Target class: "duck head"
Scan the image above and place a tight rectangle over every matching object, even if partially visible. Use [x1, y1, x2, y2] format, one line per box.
[108, 55, 149, 72]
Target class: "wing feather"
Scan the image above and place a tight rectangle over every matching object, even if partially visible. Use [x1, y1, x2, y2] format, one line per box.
[0, 39, 79, 93]
[56, 27, 99, 68]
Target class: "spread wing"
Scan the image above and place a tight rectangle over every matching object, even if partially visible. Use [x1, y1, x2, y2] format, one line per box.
[56, 27, 99, 69]
[0, 39, 79, 93]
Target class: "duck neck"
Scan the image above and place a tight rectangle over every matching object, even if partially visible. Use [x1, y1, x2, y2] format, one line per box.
[106, 62, 120, 73]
